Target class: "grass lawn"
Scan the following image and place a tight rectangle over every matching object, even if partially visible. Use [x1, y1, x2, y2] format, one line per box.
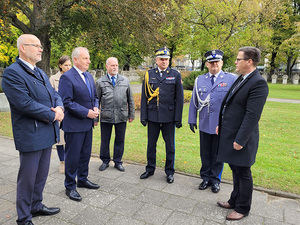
[0, 83, 299, 195]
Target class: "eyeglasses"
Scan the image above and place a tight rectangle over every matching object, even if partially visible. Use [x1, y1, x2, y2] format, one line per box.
[23, 44, 43, 50]
[236, 58, 249, 62]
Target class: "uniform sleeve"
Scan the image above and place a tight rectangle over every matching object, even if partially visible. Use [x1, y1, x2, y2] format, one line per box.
[140, 75, 148, 122]
[174, 71, 184, 123]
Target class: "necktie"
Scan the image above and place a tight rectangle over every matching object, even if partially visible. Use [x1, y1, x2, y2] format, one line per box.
[34, 67, 42, 79]
[160, 71, 164, 77]
[211, 75, 215, 86]
[111, 76, 116, 86]
[83, 72, 92, 96]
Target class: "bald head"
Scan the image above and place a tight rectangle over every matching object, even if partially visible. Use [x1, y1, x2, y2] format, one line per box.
[17, 34, 43, 66]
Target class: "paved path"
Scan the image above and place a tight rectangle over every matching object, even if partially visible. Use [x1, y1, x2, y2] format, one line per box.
[0, 136, 299, 225]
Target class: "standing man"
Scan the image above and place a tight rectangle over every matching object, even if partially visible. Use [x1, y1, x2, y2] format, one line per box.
[188, 50, 236, 193]
[140, 47, 184, 183]
[96, 57, 135, 172]
[216, 47, 268, 220]
[59, 47, 100, 202]
[2, 34, 63, 225]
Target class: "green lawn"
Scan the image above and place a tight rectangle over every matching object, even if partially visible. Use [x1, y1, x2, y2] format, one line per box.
[0, 83, 299, 195]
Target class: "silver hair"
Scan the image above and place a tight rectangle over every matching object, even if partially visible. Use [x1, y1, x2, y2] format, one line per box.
[71, 47, 89, 60]
[106, 57, 118, 65]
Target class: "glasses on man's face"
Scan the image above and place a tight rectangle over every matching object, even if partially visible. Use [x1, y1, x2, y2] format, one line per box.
[23, 44, 43, 50]
[236, 58, 249, 62]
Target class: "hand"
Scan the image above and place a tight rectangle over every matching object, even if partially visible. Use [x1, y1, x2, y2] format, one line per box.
[94, 121, 98, 126]
[216, 126, 219, 135]
[233, 142, 243, 150]
[87, 109, 99, 119]
[128, 118, 134, 123]
[51, 107, 64, 122]
[189, 123, 197, 133]
[175, 122, 182, 128]
[141, 120, 147, 126]
[93, 107, 99, 114]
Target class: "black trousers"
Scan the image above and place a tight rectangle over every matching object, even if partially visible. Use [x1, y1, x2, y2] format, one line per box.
[199, 131, 223, 184]
[100, 122, 127, 165]
[146, 121, 175, 175]
[228, 164, 253, 215]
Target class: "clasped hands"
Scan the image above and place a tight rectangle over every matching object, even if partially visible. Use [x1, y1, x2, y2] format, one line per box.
[52, 107, 64, 122]
[141, 120, 182, 128]
[87, 107, 99, 119]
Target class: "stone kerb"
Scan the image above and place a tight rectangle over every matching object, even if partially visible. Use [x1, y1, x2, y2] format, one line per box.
[271, 74, 278, 84]
[292, 74, 299, 85]
[282, 75, 288, 84]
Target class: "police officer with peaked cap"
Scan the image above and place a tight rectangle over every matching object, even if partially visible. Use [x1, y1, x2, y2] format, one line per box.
[140, 47, 184, 183]
[188, 49, 236, 193]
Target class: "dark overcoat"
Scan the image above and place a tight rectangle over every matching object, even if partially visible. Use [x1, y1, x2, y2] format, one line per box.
[217, 69, 269, 167]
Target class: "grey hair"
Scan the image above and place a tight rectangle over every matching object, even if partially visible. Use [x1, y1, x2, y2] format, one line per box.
[106, 57, 118, 65]
[71, 47, 89, 60]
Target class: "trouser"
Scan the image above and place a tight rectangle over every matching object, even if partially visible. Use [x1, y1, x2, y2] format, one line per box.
[199, 131, 223, 184]
[16, 147, 52, 225]
[146, 121, 175, 175]
[100, 122, 127, 165]
[228, 164, 253, 215]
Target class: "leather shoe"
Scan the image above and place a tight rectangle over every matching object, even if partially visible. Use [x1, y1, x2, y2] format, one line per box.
[198, 180, 211, 190]
[217, 201, 234, 209]
[167, 175, 174, 183]
[226, 211, 247, 220]
[99, 162, 109, 171]
[77, 180, 100, 189]
[31, 205, 60, 217]
[114, 164, 125, 172]
[211, 183, 220, 193]
[25, 221, 34, 225]
[66, 189, 82, 201]
[140, 171, 154, 179]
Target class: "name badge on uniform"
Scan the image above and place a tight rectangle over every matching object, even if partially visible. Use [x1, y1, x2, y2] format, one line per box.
[218, 82, 228, 87]
[166, 77, 175, 80]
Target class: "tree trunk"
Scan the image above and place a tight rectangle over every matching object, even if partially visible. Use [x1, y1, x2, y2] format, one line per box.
[35, 28, 51, 76]
[270, 51, 277, 75]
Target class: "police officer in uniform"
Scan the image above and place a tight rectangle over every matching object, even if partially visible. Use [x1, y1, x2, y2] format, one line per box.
[188, 50, 236, 193]
[140, 47, 184, 183]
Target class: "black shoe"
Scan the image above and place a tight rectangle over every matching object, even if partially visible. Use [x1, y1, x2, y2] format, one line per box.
[167, 175, 174, 183]
[99, 162, 109, 171]
[211, 183, 220, 193]
[114, 164, 125, 172]
[66, 189, 82, 201]
[77, 180, 100, 189]
[31, 205, 60, 217]
[140, 171, 154, 179]
[199, 180, 211, 190]
[25, 221, 34, 225]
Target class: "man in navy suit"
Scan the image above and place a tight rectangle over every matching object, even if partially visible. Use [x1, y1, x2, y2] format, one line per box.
[188, 50, 236, 193]
[2, 34, 63, 225]
[140, 47, 184, 183]
[59, 47, 100, 202]
[216, 47, 268, 220]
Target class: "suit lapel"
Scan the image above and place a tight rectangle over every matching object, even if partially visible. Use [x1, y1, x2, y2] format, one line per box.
[73, 68, 91, 98]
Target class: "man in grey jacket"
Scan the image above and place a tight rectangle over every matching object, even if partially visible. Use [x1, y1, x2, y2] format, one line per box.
[96, 57, 135, 172]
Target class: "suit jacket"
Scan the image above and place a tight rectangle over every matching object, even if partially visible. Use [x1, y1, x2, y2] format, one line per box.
[96, 74, 135, 123]
[140, 67, 184, 123]
[58, 67, 99, 132]
[217, 69, 269, 167]
[188, 71, 236, 134]
[2, 57, 63, 152]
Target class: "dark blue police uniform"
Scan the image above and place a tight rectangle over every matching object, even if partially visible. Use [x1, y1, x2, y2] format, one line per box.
[140, 47, 184, 183]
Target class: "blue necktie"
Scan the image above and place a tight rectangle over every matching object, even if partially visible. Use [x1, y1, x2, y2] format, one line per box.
[83, 72, 92, 96]
[211, 75, 215, 86]
[34, 67, 42, 79]
[111, 76, 116, 87]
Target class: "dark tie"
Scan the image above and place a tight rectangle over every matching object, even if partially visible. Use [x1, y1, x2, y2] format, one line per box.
[34, 67, 42, 79]
[82, 72, 92, 96]
[160, 71, 164, 77]
[111, 76, 116, 86]
[211, 75, 215, 86]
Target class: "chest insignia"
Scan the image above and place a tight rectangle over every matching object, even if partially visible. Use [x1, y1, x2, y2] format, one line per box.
[166, 77, 175, 80]
[218, 82, 228, 87]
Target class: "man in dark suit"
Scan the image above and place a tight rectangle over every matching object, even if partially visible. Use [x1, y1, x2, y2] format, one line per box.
[2, 34, 63, 225]
[59, 47, 100, 202]
[96, 57, 135, 172]
[140, 47, 184, 183]
[216, 47, 269, 220]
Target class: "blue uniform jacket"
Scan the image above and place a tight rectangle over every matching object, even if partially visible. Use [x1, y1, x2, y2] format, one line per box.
[188, 71, 236, 134]
[58, 67, 99, 132]
[2, 57, 63, 152]
[140, 67, 184, 123]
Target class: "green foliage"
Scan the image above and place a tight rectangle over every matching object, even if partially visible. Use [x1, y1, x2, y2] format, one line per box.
[182, 70, 207, 90]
